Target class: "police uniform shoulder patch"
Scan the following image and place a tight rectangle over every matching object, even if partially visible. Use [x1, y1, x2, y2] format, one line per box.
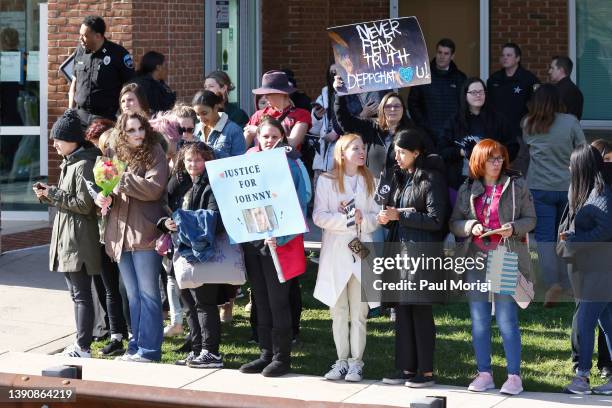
[123, 54, 134, 69]
[103, 55, 111, 65]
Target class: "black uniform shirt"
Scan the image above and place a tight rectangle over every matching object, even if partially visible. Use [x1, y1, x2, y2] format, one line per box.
[74, 39, 135, 119]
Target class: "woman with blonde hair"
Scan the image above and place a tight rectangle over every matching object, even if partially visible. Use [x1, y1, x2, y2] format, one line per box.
[313, 133, 380, 382]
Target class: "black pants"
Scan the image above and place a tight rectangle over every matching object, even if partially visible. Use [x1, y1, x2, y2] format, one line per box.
[180, 289, 198, 353]
[571, 302, 612, 371]
[99, 246, 128, 337]
[92, 274, 109, 333]
[394, 304, 435, 373]
[64, 268, 94, 350]
[249, 276, 302, 341]
[181, 284, 222, 355]
[244, 246, 292, 330]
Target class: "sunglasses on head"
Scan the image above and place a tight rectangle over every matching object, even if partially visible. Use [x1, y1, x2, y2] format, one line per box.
[178, 126, 195, 135]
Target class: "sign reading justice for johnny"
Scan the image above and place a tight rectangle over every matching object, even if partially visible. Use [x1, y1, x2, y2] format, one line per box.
[328, 17, 431, 95]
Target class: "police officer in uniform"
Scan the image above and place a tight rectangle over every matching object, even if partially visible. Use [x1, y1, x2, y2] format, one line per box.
[69, 15, 135, 128]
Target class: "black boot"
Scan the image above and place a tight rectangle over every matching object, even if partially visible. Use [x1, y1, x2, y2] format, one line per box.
[262, 328, 292, 377]
[240, 326, 272, 374]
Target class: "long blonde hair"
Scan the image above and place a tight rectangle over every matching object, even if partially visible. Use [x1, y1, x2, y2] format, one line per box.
[326, 134, 375, 196]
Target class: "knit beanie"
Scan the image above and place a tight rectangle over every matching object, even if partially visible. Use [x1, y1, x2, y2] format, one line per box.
[50, 109, 84, 143]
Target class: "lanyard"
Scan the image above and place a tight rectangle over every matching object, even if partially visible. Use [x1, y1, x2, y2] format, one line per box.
[481, 184, 497, 226]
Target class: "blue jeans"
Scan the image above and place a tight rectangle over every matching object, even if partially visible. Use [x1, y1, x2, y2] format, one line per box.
[469, 296, 521, 375]
[576, 301, 612, 377]
[118, 250, 163, 361]
[531, 190, 570, 289]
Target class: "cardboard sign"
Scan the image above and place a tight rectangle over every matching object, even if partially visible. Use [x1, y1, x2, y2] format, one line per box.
[328, 17, 430, 95]
[206, 148, 308, 244]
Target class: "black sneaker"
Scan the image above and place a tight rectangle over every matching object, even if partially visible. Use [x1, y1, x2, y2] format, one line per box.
[98, 339, 125, 357]
[406, 374, 436, 388]
[382, 370, 416, 385]
[187, 350, 223, 369]
[601, 366, 612, 379]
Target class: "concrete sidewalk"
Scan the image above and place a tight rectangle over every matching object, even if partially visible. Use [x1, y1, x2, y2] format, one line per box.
[0, 352, 609, 407]
[0, 245, 75, 356]
[0, 246, 610, 407]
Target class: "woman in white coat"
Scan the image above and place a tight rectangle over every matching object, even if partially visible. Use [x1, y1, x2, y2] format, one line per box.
[313, 133, 381, 382]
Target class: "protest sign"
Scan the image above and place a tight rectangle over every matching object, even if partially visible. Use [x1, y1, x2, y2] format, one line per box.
[206, 148, 308, 244]
[328, 16, 430, 95]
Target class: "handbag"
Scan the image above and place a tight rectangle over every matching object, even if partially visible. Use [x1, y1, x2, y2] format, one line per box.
[155, 233, 172, 256]
[348, 224, 370, 260]
[173, 232, 246, 289]
[556, 203, 575, 261]
[513, 272, 535, 309]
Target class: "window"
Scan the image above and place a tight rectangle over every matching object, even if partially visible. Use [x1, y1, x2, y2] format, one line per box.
[576, 0, 612, 121]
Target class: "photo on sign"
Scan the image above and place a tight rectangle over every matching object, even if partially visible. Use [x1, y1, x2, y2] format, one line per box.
[327, 16, 430, 95]
[243, 206, 279, 233]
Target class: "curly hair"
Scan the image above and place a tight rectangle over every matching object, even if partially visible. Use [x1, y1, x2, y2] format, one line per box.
[172, 141, 215, 177]
[85, 118, 115, 142]
[115, 111, 158, 171]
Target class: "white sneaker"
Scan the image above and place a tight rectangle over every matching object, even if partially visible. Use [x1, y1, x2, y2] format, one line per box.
[114, 353, 134, 362]
[324, 360, 348, 380]
[163, 323, 183, 337]
[60, 343, 91, 358]
[345, 361, 364, 382]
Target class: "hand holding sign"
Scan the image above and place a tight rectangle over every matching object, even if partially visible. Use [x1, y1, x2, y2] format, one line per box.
[328, 17, 430, 95]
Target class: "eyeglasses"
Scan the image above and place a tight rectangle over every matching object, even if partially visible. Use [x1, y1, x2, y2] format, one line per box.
[178, 126, 195, 135]
[384, 104, 403, 111]
[487, 156, 504, 164]
[467, 90, 485, 96]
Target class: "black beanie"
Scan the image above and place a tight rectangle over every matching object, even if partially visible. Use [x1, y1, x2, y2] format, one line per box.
[50, 109, 84, 143]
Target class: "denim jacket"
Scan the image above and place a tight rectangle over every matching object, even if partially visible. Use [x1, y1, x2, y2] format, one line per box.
[195, 112, 246, 158]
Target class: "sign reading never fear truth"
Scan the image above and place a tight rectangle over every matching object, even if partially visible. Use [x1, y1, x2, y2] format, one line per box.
[328, 17, 431, 95]
[206, 148, 308, 244]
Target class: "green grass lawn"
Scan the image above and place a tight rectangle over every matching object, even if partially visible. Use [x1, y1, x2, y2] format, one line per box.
[91, 259, 608, 393]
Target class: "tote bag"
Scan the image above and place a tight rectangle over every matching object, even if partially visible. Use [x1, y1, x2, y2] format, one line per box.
[173, 232, 247, 289]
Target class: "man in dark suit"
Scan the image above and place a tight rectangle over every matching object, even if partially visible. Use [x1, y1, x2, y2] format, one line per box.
[549, 56, 584, 120]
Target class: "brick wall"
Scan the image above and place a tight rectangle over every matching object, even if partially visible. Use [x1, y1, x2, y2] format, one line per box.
[261, 0, 388, 100]
[47, 0, 205, 183]
[132, 0, 204, 105]
[489, 0, 568, 81]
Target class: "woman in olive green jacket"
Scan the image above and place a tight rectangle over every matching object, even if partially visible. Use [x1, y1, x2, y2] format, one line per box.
[33, 109, 102, 358]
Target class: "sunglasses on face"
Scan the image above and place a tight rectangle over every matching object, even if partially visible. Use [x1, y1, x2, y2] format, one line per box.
[178, 126, 195, 135]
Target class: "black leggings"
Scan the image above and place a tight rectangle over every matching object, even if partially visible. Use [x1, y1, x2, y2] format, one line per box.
[98, 246, 128, 337]
[394, 304, 436, 373]
[64, 268, 94, 350]
[181, 285, 222, 355]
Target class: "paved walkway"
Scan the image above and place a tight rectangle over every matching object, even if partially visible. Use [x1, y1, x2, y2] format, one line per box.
[0, 245, 610, 407]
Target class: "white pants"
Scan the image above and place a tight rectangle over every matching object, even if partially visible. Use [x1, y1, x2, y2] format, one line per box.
[330, 275, 369, 363]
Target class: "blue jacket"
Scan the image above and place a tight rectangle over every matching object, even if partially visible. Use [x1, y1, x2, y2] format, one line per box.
[195, 112, 246, 158]
[173, 208, 218, 263]
[245, 144, 311, 247]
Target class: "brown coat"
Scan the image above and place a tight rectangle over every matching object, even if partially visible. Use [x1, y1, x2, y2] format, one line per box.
[104, 143, 169, 261]
[449, 172, 536, 279]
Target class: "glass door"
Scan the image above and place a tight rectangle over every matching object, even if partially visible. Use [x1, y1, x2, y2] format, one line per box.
[205, 0, 260, 115]
[0, 0, 48, 213]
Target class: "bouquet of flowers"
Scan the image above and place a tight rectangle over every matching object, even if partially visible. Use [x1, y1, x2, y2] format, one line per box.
[93, 156, 126, 215]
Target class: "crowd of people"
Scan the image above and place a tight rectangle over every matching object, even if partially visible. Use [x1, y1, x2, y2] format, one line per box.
[35, 15, 612, 396]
